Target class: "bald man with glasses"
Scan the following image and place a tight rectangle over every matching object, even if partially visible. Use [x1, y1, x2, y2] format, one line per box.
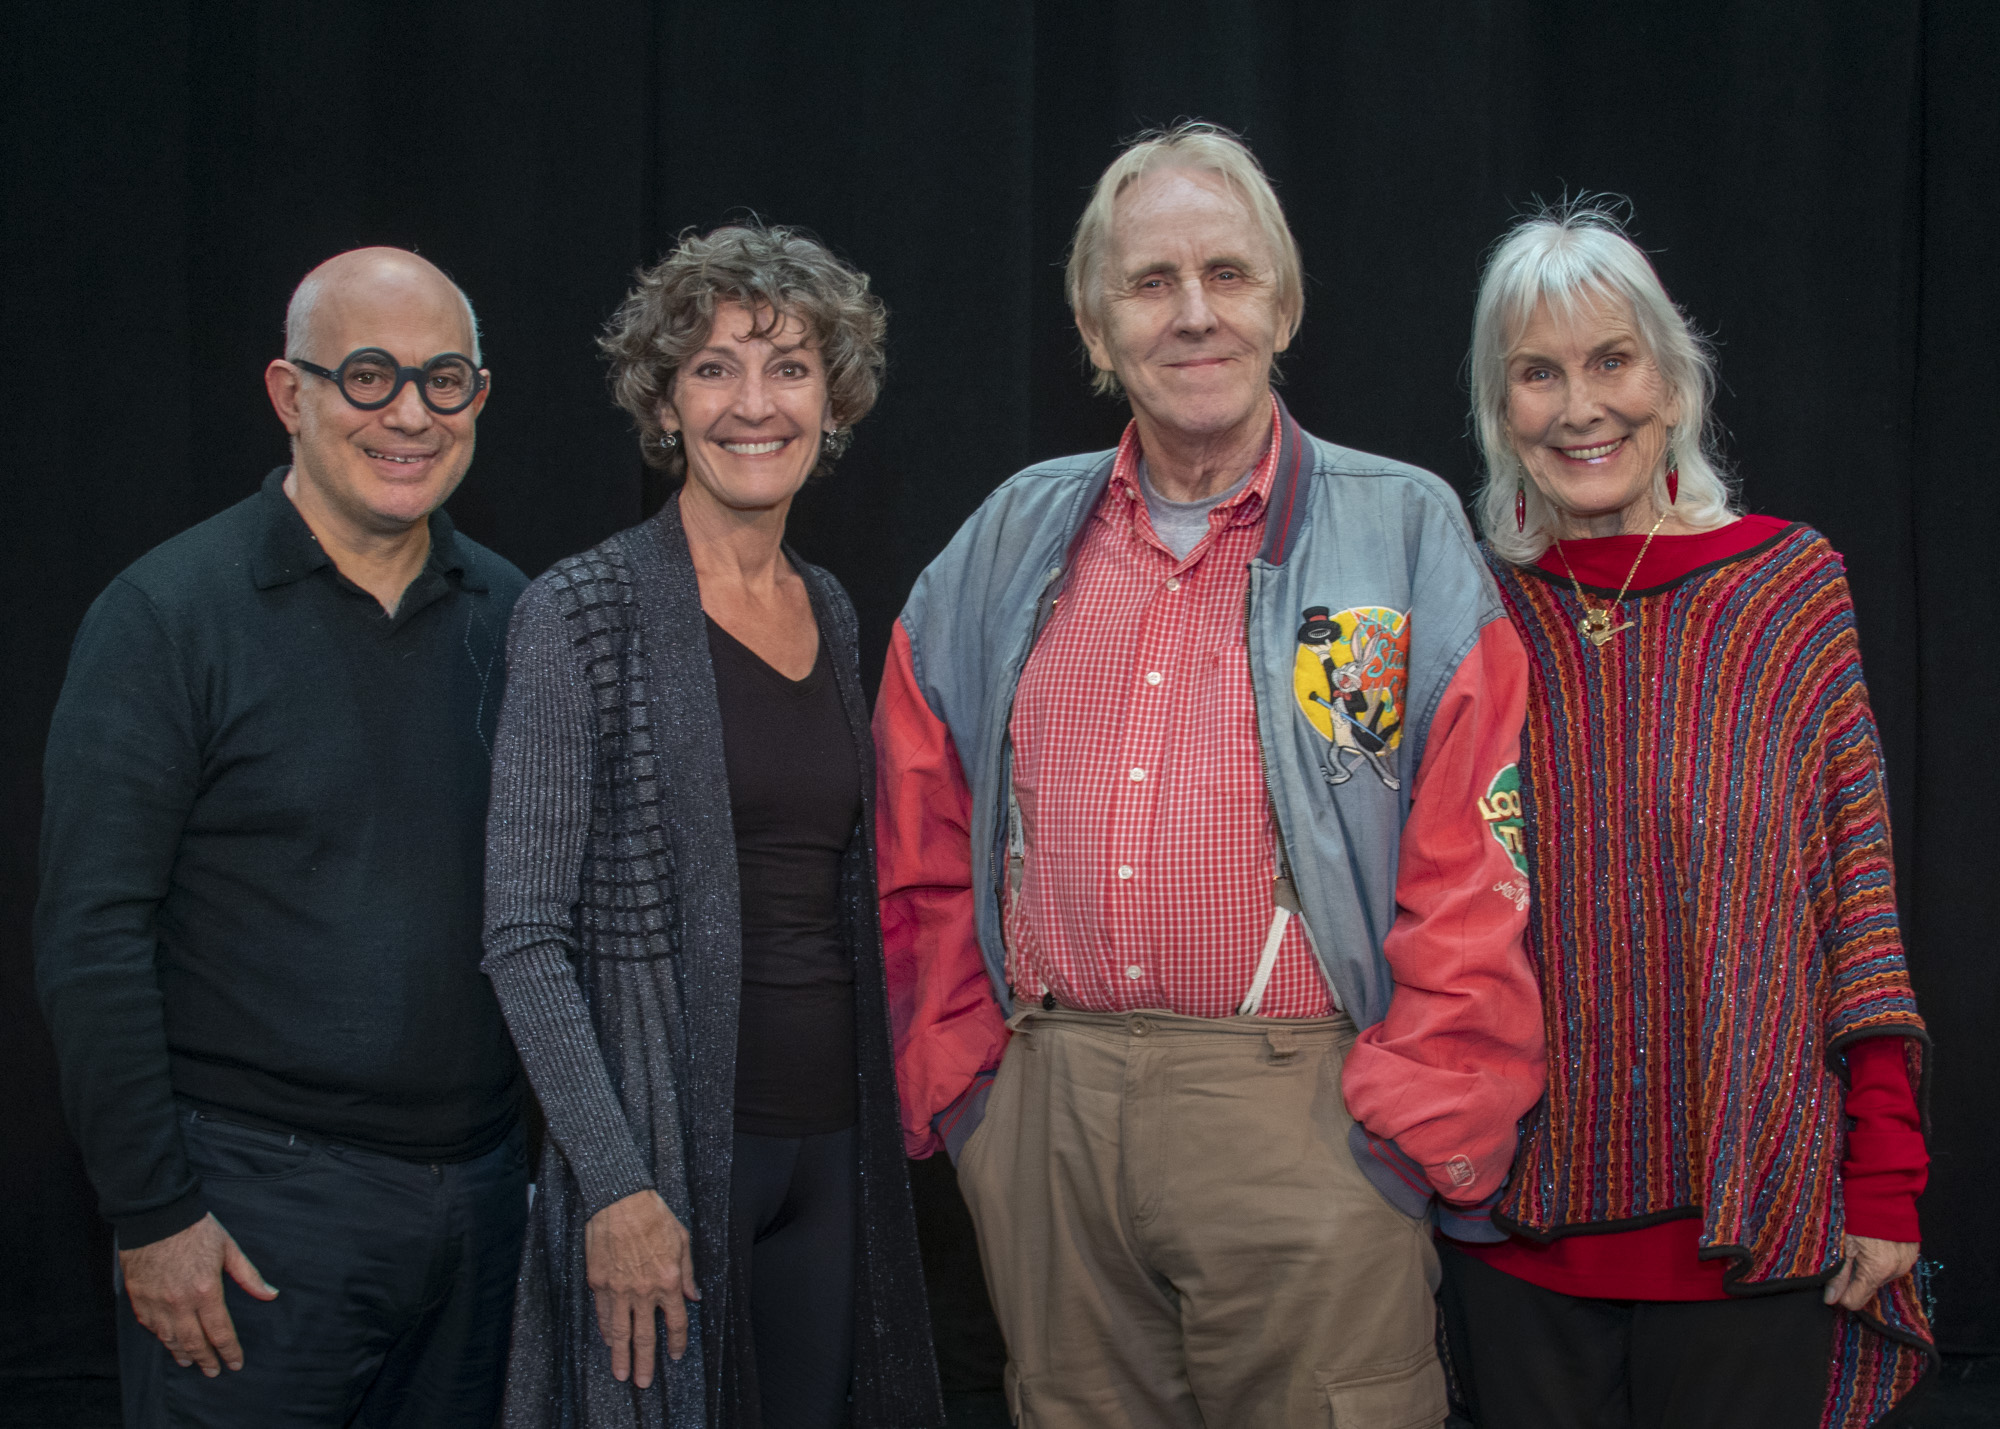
[36, 248, 529, 1428]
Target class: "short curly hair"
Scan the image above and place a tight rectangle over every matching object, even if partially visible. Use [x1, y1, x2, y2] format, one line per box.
[600, 223, 888, 480]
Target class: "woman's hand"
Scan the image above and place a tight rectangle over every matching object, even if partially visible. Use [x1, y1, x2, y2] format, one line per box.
[1823, 1234, 1919, 1311]
[584, 1189, 701, 1386]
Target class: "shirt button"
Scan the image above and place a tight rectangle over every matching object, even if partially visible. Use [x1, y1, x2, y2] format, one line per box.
[1125, 964, 1144, 980]
[1117, 865, 1134, 880]
[1165, 577, 1181, 591]
[1129, 767, 1146, 782]
[1145, 671, 1163, 686]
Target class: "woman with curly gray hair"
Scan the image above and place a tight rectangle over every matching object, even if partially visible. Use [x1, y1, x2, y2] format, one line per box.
[481, 223, 942, 1427]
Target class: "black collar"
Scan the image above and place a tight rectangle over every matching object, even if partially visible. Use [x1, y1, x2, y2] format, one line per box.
[248, 466, 485, 593]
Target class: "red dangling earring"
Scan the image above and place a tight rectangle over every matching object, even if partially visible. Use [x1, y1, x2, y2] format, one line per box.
[1515, 479, 1527, 532]
[1665, 447, 1680, 506]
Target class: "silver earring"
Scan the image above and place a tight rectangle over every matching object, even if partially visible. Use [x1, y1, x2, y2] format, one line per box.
[821, 429, 848, 457]
[658, 431, 679, 450]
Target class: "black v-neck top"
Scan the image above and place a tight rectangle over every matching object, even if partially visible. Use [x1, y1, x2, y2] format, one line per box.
[705, 615, 862, 1136]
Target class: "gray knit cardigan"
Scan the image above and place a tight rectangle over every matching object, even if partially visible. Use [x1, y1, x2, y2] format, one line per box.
[482, 499, 943, 1428]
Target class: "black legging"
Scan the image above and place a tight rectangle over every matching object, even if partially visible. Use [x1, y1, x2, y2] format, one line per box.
[729, 1127, 857, 1429]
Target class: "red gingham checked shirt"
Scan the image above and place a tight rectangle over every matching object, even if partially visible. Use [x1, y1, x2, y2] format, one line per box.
[1003, 400, 1335, 1018]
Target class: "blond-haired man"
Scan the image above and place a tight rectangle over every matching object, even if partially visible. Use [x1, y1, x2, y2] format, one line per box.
[875, 124, 1546, 1425]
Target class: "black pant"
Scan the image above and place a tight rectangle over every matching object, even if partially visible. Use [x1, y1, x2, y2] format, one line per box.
[730, 1126, 857, 1429]
[117, 1106, 528, 1428]
[1439, 1239, 1837, 1429]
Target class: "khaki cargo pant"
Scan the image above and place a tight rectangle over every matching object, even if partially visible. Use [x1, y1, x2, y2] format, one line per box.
[956, 1007, 1447, 1428]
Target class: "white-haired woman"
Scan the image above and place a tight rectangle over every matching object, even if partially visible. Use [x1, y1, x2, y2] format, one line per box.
[1439, 203, 1934, 1429]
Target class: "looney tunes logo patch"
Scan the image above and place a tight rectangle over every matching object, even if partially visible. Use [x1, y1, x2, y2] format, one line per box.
[1293, 605, 1409, 791]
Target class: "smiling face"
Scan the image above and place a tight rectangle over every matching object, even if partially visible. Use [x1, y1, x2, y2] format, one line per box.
[661, 301, 832, 519]
[1080, 166, 1292, 443]
[267, 251, 488, 537]
[1504, 293, 1682, 535]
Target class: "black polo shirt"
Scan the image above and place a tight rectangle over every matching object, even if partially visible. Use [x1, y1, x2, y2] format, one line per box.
[36, 468, 528, 1247]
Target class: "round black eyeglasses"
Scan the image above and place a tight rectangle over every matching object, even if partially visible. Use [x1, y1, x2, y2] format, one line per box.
[291, 348, 487, 415]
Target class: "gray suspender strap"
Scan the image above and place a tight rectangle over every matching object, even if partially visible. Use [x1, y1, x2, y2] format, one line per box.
[1007, 788, 1025, 900]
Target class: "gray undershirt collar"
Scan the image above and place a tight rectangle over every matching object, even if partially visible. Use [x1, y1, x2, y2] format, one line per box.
[1136, 458, 1256, 561]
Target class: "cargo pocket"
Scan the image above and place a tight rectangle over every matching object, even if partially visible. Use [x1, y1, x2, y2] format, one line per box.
[1003, 1360, 1033, 1426]
[1319, 1348, 1449, 1428]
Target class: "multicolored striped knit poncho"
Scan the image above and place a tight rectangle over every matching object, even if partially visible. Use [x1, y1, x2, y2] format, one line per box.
[1484, 522, 1934, 1427]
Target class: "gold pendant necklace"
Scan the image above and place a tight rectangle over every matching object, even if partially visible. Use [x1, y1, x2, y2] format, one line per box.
[1553, 510, 1670, 648]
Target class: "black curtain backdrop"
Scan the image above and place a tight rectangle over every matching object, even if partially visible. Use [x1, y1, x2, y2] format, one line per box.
[4, 0, 1995, 1386]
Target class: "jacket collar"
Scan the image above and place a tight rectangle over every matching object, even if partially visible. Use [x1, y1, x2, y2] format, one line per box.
[1109, 395, 1280, 525]
[1255, 394, 1312, 566]
[1081, 391, 1311, 567]
[1044, 391, 1312, 620]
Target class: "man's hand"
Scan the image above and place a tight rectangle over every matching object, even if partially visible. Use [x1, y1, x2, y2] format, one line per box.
[585, 1189, 701, 1388]
[118, 1213, 278, 1376]
[1823, 1234, 1920, 1311]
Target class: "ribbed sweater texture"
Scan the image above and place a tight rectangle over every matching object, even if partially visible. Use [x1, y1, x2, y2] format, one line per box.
[1484, 523, 1934, 1426]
